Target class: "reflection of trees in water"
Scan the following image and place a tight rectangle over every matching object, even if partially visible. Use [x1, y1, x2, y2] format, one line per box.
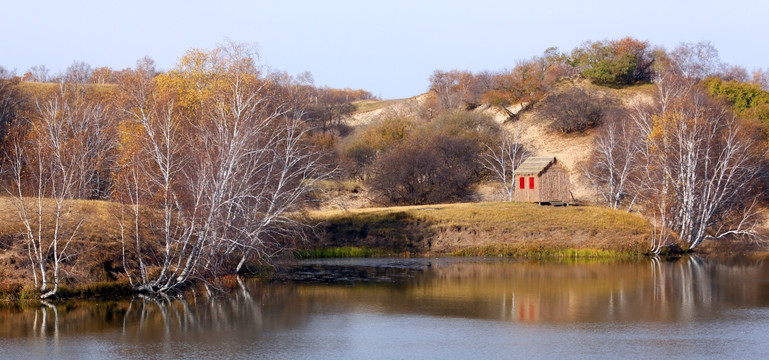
[0, 278, 311, 341]
[119, 279, 311, 341]
[0, 300, 130, 338]
[493, 256, 768, 323]
[31, 301, 60, 343]
[289, 258, 769, 323]
[1, 258, 768, 340]
[650, 256, 768, 321]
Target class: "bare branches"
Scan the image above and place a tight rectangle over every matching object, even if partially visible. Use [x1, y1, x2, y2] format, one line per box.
[481, 126, 529, 201]
[115, 45, 332, 294]
[3, 84, 111, 298]
[586, 72, 767, 253]
[581, 113, 638, 210]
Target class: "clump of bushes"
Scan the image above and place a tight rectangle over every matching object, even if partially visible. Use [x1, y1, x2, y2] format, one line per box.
[703, 77, 769, 130]
[568, 37, 655, 86]
[340, 112, 416, 180]
[539, 87, 618, 133]
[341, 110, 500, 205]
[370, 132, 479, 204]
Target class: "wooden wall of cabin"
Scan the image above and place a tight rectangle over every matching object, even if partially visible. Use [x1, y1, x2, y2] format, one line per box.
[513, 174, 539, 202]
[538, 164, 570, 202]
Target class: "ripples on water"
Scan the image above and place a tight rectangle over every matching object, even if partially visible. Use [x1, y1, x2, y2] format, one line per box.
[2, 256, 769, 359]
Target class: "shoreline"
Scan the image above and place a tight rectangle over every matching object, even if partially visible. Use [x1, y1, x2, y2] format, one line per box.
[2, 201, 766, 303]
[4, 250, 768, 305]
[303, 201, 652, 256]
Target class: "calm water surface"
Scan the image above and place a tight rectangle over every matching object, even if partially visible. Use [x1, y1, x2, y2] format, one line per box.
[2, 257, 769, 359]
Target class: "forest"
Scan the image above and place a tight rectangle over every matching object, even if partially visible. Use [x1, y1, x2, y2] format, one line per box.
[1, 38, 769, 299]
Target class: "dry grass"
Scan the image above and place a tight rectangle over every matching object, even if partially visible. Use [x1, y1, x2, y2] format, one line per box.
[352, 98, 406, 114]
[307, 201, 651, 256]
[15, 81, 117, 98]
[0, 196, 122, 240]
[0, 196, 128, 293]
[347, 94, 430, 127]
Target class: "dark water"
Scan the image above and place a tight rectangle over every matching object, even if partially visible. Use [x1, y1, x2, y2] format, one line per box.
[2, 257, 769, 359]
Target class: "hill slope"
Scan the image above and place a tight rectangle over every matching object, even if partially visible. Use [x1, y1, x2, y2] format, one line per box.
[347, 81, 656, 203]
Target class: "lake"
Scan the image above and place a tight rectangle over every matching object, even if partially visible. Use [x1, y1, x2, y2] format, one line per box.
[2, 256, 769, 359]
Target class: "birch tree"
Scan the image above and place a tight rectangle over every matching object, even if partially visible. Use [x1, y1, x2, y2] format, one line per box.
[481, 126, 529, 201]
[4, 84, 110, 298]
[116, 44, 331, 294]
[630, 74, 765, 252]
[582, 114, 639, 210]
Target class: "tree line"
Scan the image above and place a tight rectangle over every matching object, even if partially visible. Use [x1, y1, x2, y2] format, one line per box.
[0, 43, 371, 297]
[2, 37, 768, 297]
[426, 38, 769, 120]
[345, 37, 769, 254]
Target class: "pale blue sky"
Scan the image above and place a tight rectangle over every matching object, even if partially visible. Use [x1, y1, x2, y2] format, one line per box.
[1, 0, 767, 98]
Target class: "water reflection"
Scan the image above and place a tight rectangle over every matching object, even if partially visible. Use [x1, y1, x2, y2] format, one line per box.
[2, 256, 769, 355]
[278, 256, 769, 323]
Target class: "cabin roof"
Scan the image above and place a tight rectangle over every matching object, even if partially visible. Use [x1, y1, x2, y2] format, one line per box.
[514, 156, 557, 176]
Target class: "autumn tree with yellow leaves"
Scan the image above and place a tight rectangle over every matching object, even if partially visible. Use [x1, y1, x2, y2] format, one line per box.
[113, 43, 333, 293]
[584, 64, 767, 253]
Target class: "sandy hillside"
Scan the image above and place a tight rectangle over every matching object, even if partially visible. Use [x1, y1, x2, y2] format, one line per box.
[349, 94, 430, 127]
[345, 84, 655, 205]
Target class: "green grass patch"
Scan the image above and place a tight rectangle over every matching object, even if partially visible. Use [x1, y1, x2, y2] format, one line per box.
[451, 245, 641, 259]
[294, 246, 384, 259]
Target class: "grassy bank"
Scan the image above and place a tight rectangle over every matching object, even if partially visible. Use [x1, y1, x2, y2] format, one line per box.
[304, 202, 652, 257]
[0, 197, 652, 300]
[0, 196, 129, 301]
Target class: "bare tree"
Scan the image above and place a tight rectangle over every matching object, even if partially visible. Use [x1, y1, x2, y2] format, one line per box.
[539, 87, 611, 133]
[665, 41, 720, 81]
[481, 126, 529, 201]
[484, 55, 569, 121]
[428, 70, 473, 112]
[64, 61, 93, 86]
[371, 132, 480, 205]
[752, 68, 769, 91]
[0, 67, 21, 146]
[582, 113, 639, 210]
[717, 64, 749, 82]
[3, 84, 110, 298]
[116, 44, 332, 294]
[26, 65, 51, 82]
[135, 56, 158, 76]
[117, 71, 187, 293]
[630, 76, 765, 252]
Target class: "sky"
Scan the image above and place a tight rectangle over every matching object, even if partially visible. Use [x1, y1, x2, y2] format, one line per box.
[1, 0, 768, 99]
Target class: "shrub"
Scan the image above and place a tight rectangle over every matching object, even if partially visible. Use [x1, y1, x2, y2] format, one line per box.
[0, 281, 23, 297]
[370, 132, 481, 205]
[569, 37, 654, 86]
[540, 87, 615, 133]
[424, 110, 500, 147]
[703, 77, 769, 130]
[340, 112, 416, 179]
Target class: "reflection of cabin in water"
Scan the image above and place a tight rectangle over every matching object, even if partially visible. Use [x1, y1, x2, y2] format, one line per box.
[513, 156, 571, 204]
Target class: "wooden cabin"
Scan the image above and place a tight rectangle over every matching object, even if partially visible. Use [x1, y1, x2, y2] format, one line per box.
[513, 156, 571, 204]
